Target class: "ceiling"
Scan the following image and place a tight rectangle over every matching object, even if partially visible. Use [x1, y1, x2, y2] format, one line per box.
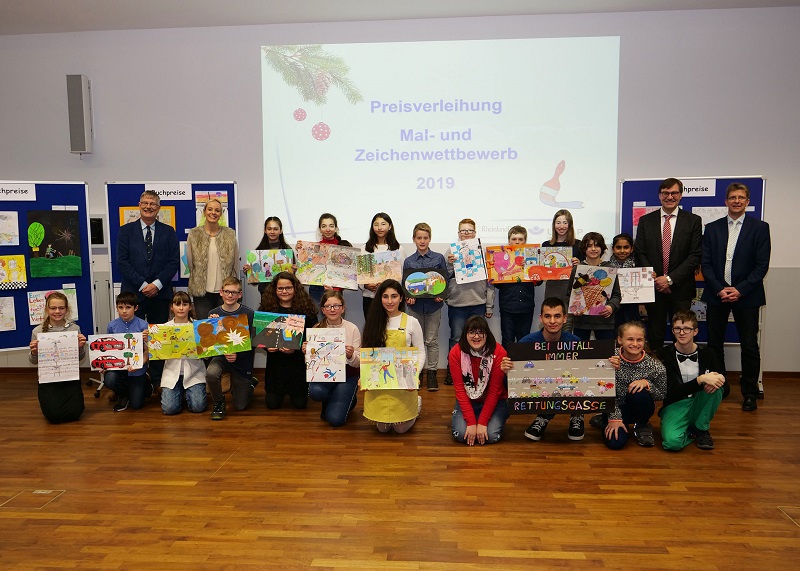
[0, 0, 798, 36]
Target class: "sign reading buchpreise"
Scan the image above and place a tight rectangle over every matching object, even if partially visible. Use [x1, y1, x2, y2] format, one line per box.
[505, 339, 616, 415]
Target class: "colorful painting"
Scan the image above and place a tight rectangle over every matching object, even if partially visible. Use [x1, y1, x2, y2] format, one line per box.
[246, 249, 294, 283]
[295, 241, 329, 286]
[119, 206, 176, 230]
[527, 246, 574, 281]
[147, 323, 197, 360]
[88, 333, 145, 372]
[195, 190, 229, 226]
[360, 347, 420, 390]
[252, 312, 305, 350]
[450, 238, 487, 284]
[505, 339, 616, 415]
[28, 289, 79, 325]
[0, 254, 27, 290]
[26, 210, 82, 278]
[0, 211, 20, 246]
[631, 205, 660, 239]
[193, 314, 252, 358]
[402, 268, 448, 298]
[0, 296, 16, 332]
[305, 328, 346, 383]
[617, 267, 655, 304]
[325, 245, 359, 289]
[568, 265, 618, 316]
[356, 250, 402, 284]
[179, 241, 190, 278]
[37, 331, 80, 384]
[485, 244, 538, 283]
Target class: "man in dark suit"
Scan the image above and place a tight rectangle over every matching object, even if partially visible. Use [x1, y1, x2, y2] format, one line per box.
[117, 190, 180, 385]
[701, 182, 770, 412]
[634, 178, 702, 351]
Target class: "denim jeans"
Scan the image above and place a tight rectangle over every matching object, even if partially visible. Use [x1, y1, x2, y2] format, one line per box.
[308, 374, 358, 427]
[161, 380, 207, 415]
[407, 306, 442, 371]
[451, 400, 509, 444]
[447, 304, 486, 351]
[500, 311, 535, 348]
[602, 390, 655, 450]
[103, 370, 152, 410]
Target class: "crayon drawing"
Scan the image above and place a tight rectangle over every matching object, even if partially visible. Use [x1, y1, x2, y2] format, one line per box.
[88, 333, 144, 372]
[325, 245, 359, 290]
[450, 238, 487, 284]
[193, 314, 252, 358]
[617, 267, 655, 304]
[360, 347, 420, 390]
[0, 211, 20, 246]
[0, 254, 27, 290]
[568, 265, 618, 316]
[147, 323, 197, 360]
[28, 289, 79, 325]
[485, 244, 538, 283]
[403, 268, 448, 298]
[0, 296, 16, 332]
[246, 249, 294, 283]
[26, 210, 82, 278]
[252, 312, 305, 350]
[356, 250, 402, 284]
[305, 328, 346, 383]
[295, 241, 329, 286]
[37, 331, 80, 383]
[526, 246, 573, 281]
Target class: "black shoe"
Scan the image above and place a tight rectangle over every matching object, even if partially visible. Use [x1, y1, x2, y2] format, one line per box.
[211, 400, 226, 420]
[320, 400, 328, 421]
[691, 427, 714, 450]
[633, 423, 655, 447]
[443, 370, 453, 386]
[568, 415, 585, 441]
[113, 396, 129, 412]
[427, 370, 439, 392]
[524, 416, 549, 441]
[589, 413, 603, 430]
[742, 396, 757, 411]
[250, 376, 260, 389]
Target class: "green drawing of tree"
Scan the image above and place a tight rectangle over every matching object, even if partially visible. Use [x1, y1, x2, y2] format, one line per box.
[124, 333, 134, 348]
[246, 251, 257, 265]
[28, 222, 45, 257]
[262, 44, 363, 106]
[123, 351, 133, 365]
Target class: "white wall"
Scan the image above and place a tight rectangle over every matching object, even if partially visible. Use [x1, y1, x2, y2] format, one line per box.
[0, 7, 798, 370]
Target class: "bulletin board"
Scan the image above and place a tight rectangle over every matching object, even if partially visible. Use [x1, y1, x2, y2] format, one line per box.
[619, 176, 765, 343]
[105, 181, 238, 294]
[0, 181, 94, 351]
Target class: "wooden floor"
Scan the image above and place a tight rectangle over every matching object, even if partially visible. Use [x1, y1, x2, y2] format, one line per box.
[1, 373, 799, 570]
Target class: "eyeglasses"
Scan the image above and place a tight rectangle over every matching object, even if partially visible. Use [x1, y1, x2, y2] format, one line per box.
[458, 229, 476, 235]
[672, 327, 696, 334]
[467, 330, 486, 337]
[322, 304, 343, 311]
[221, 290, 241, 296]
[139, 201, 159, 207]
[659, 191, 681, 198]
[276, 286, 294, 292]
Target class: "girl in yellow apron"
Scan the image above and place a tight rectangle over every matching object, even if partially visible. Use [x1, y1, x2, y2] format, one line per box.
[362, 280, 426, 433]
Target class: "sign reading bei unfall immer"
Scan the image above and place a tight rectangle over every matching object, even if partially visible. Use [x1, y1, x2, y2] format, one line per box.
[505, 339, 616, 415]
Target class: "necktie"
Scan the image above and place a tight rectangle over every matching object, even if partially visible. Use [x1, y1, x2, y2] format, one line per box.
[662, 214, 673, 275]
[145, 225, 153, 263]
[724, 220, 741, 284]
[677, 352, 698, 363]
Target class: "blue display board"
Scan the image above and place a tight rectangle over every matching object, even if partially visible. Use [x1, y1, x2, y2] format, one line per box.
[620, 176, 765, 343]
[105, 181, 238, 293]
[0, 181, 94, 351]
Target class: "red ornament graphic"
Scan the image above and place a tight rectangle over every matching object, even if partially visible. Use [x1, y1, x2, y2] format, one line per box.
[293, 108, 307, 121]
[312, 122, 331, 141]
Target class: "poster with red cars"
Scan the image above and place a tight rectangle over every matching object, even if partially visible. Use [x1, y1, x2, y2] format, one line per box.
[87, 333, 144, 372]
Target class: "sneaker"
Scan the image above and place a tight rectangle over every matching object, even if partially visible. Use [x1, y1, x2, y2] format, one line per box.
[589, 413, 603, 430]
[113, 396, 129, 412]
[524, 416, 550, 441]
[417, 395, 423, 417]
[250, 376, 260, 389]
[443, 370, 453, 386]
[568, 415, 585, 441]
[633, 423, 655, 447]
[427, 370, 439, 392]
[211, 400, 226, 421]
[692, 427, 715, 450]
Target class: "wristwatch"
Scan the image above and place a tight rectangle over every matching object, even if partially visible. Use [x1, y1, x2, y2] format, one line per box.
[666, 275, 673, 286]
